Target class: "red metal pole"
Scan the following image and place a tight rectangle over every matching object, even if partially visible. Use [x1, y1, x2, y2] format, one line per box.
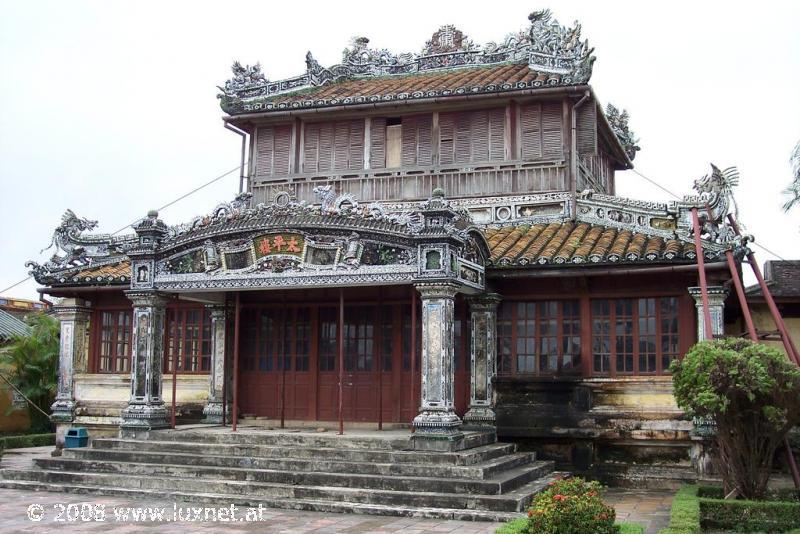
[377, 288, 383, 431]
[171, 318, 178, 429]
[338, 288, 344, 436]
[221, 302, 227, 427]
[725, 215, 800, 488]
[691, 208, 714, 340]
[727, 215, 800, 365]
[726, 251, 758, 342]
[410, 286, 417, 432]
[232, 292, 241, 432]
[280, 293, 286, 430]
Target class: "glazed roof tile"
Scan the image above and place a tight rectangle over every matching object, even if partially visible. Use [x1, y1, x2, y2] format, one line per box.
[242, 64, 573, 112]
[485, 222, 704, 267]
[0, 309, 29, 342]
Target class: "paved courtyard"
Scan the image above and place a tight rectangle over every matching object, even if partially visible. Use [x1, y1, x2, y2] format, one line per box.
[0, 447, 674, 533]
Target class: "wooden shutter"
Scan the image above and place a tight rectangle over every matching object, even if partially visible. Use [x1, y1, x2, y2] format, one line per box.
[454, 112, 471, 164]
[348, 119, 364, 170]
[317, 123, 334, 172]
[520, 103, 564, 161]
[470, 111, 489, 163]
[439, 113, 456, 165]
[520, 104, 543, 160]
[401, 115, 433, 167]
[577, 103, 597, 155]
[488, 108, 505, 161]
[369, 118, 386, 169]
[256, 126, 275, 176]
[303, 123, 320, 173]
[541, 103, 563, 159]
[255, 125, 292, 177]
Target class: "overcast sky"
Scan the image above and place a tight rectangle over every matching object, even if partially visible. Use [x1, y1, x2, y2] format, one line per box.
[1, 0, 799, 300]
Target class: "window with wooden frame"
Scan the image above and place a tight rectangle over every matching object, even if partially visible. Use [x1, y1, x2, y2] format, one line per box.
[302, 120, 364, 173]
[439, 108, 505, 165]
[520, 102, 564, 161]
[254, 124, 293, 177]
[590, 297, 680, 376]
[496, 300, 581, 375]
[164, 307, 212, 373]
[95, 309, 133, 373]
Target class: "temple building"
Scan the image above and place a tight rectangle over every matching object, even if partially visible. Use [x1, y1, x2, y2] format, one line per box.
[24, 10, 749, 493]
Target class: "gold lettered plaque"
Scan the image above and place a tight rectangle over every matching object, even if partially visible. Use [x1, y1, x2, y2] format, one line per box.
[253, 233, 305, 258]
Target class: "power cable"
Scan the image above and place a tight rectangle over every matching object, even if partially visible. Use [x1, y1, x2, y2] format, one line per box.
[629, 169, 787, 261]
[0, 165, 241, 295]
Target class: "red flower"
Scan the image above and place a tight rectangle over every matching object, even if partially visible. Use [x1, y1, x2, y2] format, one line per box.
[553, 494, 567, 502]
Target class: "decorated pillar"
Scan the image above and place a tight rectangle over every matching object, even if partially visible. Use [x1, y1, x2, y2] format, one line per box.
[120, 291, 170, 436]
[464, 293, 501, 427]
[688, 286, 728, 340]
[412, 282, 463, 449]
[51, 298, 91, 445]
[203, 304, 230, 424]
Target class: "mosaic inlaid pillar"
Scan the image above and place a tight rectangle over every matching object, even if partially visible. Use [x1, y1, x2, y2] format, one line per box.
[688, 286, 728, 341]
[120, 291, 170, 436]
[412, 283, 463, 444]
[51, 298, 91, 424]
[464, 293, 501, 427]
[203, 305, 230, 424]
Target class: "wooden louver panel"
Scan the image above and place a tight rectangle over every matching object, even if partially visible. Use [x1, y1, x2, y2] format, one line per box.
[369, 118, 386, 169]
[440, 109, 505, 165]
[255, 125, 292, 177]
[303, 120, 364, 173]
[576, 103, 597, 155]
[401, 115, 433, 167]
[520, 103, 563, 161]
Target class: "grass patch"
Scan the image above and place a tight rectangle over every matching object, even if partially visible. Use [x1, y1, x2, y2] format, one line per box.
[660, 485, 800, 533]
[661, 485, 700, 534]
[495, 518, 643, 533]
[0, 432, 55, 450]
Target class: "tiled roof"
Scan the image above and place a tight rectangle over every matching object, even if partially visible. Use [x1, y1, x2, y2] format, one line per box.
[746, 261, 800, 299]
[235, 63, 576, 113]
[486, 222, 701, 267]
[0, 309, 29, 342]
[63, 261, 130, 285]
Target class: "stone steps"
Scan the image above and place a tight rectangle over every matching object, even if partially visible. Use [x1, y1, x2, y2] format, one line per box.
[61, 447, 533, 479]
[32, 456, 546, 494]
[92, 438, 516, 466]
[0, 479, 531, 522]
[0, 429, 556, 521]
[2, 463, 554, 513]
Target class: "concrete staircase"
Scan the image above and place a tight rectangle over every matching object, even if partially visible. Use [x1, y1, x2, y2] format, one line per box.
[0, 428, 555, 521]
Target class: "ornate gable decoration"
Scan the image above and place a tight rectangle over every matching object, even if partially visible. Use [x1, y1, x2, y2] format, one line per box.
[218, 9, 595, 113]
[605, 104, 640, 161]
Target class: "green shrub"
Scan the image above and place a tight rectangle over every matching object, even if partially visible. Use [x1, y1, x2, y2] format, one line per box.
[524, 476, 617, 534]
[700, 497, 800, 532]
[671, 339, 800, 499]
[0, 432, 55, 449]
[660, 485, 700, 534]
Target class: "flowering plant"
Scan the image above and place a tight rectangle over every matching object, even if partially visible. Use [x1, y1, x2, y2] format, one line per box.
[524, 476, 618, 534]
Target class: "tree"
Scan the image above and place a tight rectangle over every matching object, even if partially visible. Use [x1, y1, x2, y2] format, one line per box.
[670, 339, 800, 499]
[783, 140, 800, 211]
[0, 313, 59, 432]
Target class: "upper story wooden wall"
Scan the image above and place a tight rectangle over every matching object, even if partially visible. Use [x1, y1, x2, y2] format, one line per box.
[247, 96, 619, 205]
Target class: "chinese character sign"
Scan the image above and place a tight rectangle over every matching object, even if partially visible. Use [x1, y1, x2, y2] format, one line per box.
[253, 234, 305, 259]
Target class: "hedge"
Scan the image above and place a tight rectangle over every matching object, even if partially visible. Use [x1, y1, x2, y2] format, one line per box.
[700, 497, 800, 533]
[0, 433, 55, 450]
[495, 518, 644, 533]
[660, 485, 700, 534]
[660, 485, 800, 533]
